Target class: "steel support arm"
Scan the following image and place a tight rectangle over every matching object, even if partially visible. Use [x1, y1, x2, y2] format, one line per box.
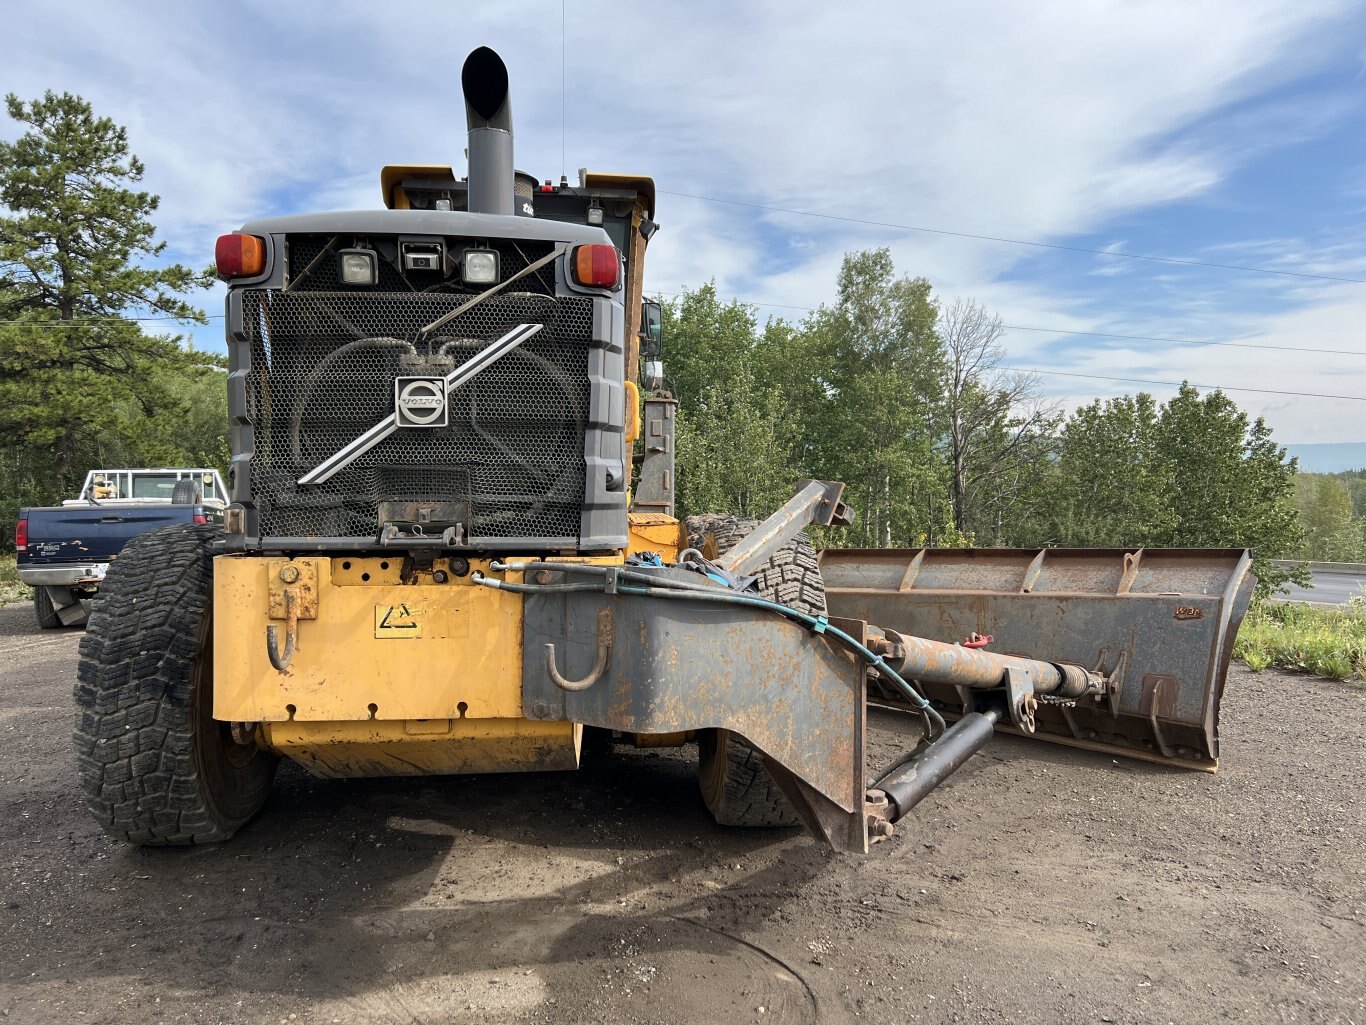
[714, 479, 851, 579]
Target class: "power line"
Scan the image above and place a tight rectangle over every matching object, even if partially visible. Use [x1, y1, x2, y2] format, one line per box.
[1001, 367, 1366, 402]
[1001, 323, 1366, 358]
[657, 189, 1366, 285]
[652, 289, 1366, 358]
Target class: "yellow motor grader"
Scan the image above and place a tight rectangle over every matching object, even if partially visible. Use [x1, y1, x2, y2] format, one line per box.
[73, 47, 1253, 852]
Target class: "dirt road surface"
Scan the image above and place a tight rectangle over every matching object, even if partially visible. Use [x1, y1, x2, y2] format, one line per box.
[1, 600, 1362, 1024]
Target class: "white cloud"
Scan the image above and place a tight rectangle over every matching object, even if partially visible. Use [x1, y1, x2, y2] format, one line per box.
[3, 0, 1363, 441]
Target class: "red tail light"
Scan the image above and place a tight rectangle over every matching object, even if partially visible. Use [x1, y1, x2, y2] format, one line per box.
[572, 244, 620, 289]
[216, 233, 266, 278]
[14, 518, 27, 552]
[193, 512, 208, 526]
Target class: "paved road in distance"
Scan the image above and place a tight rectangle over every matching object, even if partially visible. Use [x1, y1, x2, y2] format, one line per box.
[1276, 569, 1365, 606]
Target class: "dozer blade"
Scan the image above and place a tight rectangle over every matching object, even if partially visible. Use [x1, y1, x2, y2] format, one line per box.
[821, 547, 1255, 770]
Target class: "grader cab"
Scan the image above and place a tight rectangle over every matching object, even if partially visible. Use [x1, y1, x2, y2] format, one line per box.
[73, 48, 1253, 853]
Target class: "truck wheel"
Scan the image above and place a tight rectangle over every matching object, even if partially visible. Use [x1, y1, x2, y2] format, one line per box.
[74, 524, 277, 845]
[685, 514, 827, 828]
[34, 587, 63, 630]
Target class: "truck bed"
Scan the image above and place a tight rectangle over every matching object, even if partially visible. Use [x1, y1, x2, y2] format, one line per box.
[16, 502, 221, 628]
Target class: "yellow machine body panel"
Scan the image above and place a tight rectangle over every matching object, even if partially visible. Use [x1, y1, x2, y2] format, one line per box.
[627, 512, 685, 562]
[582, 172, 656, 218]
[213, 554, 526, 723]
[379, 164, 457, 209]
[261, 718, 581, 778]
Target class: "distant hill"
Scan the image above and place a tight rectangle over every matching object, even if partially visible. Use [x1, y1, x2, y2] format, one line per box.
[1284, 443, 1366, 473]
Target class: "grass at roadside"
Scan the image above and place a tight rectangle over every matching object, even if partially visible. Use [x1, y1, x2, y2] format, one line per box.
[1236, 599, 1366, 682]
[0, 554, 31, 606]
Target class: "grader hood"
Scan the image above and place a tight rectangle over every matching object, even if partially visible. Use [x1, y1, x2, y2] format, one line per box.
[821, 547, 1256, 770]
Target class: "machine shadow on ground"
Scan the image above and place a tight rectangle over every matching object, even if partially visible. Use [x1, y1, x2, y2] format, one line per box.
[53, 740, 839, 1019]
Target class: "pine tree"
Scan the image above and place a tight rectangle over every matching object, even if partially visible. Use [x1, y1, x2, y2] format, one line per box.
[0, 91, 214, 496]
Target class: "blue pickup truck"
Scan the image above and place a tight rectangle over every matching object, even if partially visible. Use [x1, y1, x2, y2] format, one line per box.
[15, 468, 226, 629]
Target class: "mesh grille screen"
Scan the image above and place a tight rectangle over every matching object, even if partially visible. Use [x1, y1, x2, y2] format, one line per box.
[241, 287, 592, 541]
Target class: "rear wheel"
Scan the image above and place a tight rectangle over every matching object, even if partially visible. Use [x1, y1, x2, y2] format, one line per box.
[33, 587, 62, 630]
[685, 514, 827, 827]
[74, 524, 277, 844]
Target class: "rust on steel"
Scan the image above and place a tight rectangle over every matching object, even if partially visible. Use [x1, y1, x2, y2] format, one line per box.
[821, 546, 1255, 770]
[714, 479, 851, 579]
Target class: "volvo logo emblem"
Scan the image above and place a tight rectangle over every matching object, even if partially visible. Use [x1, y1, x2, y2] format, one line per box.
[395, 377, 448, 427]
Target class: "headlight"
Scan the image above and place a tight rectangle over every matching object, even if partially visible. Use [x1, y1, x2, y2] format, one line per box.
[462, 249, 499, 284]
[338, 249, 378, 286]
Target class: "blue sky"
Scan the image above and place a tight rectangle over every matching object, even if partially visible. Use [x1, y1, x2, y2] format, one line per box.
[5, 0, 1365, 443]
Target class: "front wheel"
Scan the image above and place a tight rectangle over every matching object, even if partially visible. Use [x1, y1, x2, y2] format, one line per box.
[74, 524, 277, 845]
[685, 514, 828, 828]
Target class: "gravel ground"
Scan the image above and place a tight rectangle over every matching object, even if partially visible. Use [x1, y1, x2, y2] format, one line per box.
[1, 599, 1362, 1024]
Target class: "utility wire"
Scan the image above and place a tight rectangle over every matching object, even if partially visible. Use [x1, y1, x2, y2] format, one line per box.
[999, 367, 1366, 402]
[652, 289, 1366, 358]
[7, 290, 1363, 400]
[651, 288, 1366, 399]
[8, 292, 1364, 361]
[1001, 323, 1366, 358]
[657, 189, 1366, 285]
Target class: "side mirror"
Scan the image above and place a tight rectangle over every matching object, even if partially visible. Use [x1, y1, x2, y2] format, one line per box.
[640, 301, 663, 357]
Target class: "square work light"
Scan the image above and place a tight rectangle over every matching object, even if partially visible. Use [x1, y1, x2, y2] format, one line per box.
[462, 249, 500, 285]
[337, 248, 378, 286]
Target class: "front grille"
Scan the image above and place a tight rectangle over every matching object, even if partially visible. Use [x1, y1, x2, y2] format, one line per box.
[240, 288, 593, 542]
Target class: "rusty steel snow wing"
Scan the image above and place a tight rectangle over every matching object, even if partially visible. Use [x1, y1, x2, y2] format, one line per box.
[519, 576, 872, 851]
[820, 547, 1255, 771]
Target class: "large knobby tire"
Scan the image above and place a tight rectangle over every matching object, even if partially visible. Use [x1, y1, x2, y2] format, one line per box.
[685, 514, 827, 828]
[34, 587, 63, 630]
[74, 524, 277, 844]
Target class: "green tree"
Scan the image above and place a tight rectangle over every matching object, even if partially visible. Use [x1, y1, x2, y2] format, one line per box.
[675, 362, 800, 518]
[1294, 474, 1366, 561]
[936, 297, 1059, 543]
[0, 91, 212, 495]
[804, 249, 947, 546]
[658, 284, 807, 519]
[1047, 392, 1172, 547]
[1332, 468, 1366, 520]
[655, 283, 761, 422]
[1154, 384, 1303, 593]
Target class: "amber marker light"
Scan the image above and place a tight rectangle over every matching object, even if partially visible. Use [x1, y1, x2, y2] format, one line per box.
[215, 233, 266, 279]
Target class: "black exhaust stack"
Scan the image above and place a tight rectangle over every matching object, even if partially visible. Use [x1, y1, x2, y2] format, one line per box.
[462, 46, 515, 216]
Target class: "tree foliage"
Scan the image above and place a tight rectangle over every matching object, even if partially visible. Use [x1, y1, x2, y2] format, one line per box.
[0, 91, 221, 534]
[659, 251, 1307, 595]
[661, 284, 804, 518]
[805, 251, 945, 546]
[937, 297, 1059, 541]
[1155, 385, 1303, 593]
[1295, 473, 1366, 562]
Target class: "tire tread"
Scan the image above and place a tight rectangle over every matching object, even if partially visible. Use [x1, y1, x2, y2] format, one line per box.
[73, 524, 274, 845]
[685, 514, 826, 828]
